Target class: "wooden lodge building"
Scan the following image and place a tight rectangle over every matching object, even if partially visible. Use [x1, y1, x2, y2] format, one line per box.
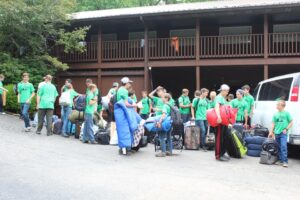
[54, 0, 300, 98]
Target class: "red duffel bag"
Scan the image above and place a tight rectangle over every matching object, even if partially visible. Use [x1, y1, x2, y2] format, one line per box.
[206, 105, 238, 127]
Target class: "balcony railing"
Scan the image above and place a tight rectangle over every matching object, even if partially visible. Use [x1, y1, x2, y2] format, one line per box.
[200, 34, 264, 58]
[149, 37, 196, 60]
[53, 33, 300, 63]
[53, 42, 97, 63]
[102, 39, 144, 62]
[269, 32, 300, 56]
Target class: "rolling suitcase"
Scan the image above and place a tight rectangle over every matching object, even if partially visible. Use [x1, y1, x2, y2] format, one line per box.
[227, 128, 247, 158]
[184, 125, 200, 150]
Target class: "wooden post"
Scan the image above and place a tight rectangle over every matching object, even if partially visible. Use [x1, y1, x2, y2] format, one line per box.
[144, 25, 149, 91]
[97, 27, 102, 64]
[264, 14, 269, 80]
[196, 18, 200, 90]
[97, 69, 102, 90]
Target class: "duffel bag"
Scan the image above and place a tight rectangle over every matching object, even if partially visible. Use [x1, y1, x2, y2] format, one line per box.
[254, 125, 269, 137]
[262, 138, 279, 156]
[68, 110, 84, 123]
[244, 136, 266, 145]
[207, 105, 238, 127]
[260, 150, 278, 165]
[95, 131, 110, 145]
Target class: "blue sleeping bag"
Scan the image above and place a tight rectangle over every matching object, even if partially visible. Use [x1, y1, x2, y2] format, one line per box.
[114, 100, 141, 148]
[244, 136, 266, 145]
[144, 116, 172, 132]
[245, 136, 266, 157]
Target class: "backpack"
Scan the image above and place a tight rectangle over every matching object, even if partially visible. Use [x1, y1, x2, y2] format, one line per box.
[167, 104, 183, 126]
[59, 90, 71, 106]
[97, 90, 102, 105]
[74, 95, 86, 111]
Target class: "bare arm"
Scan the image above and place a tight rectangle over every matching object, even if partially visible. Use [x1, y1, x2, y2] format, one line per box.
[27, 92, 35, 103]
[191, 106, 195, 119]
[17, 94, 20, 104]
[148, 89, 157, 99]
[269, 122, 275, 138]
[244, 110, 248, 126]
[36, 95, 40, 109]
[0, 87, 8, 92]
[215, 103, 221, 123]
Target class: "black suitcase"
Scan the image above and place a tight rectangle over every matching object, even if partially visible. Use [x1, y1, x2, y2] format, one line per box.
[226, 128, 245, 158]
[254, 125, 269, 137]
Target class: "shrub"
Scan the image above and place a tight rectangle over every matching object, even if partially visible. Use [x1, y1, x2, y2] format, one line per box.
[4, 84, 37, 115]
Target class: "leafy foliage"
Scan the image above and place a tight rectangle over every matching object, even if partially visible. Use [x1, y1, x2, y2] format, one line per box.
[0, 0, 89, 86]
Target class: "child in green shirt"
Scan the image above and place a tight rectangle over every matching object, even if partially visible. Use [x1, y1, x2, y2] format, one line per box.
[140, 90, 152, 120]
[269, 100, 293, 167]
[230, 89, 248, 126]
[178, 88, 191, 123]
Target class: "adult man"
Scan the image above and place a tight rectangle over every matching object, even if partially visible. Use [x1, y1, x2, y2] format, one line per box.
[230, 89, 248, 126]
[149, 86, 165, 116]
[36, 75, 58, 136]
[17, 73, 35, 132]
[215, 84, 230, 161]
[178, 88, 191, 123]
[242, 85, 255, 126]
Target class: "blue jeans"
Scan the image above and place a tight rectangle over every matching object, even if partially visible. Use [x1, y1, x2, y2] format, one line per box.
[275, 133, 288, 163]
[159, 131, 173, 153]
[181, 114, 190, 123]
[61, 106, 72, 135]
[21, 103, 31, 128]
[83, 113, 95, 143]
[196, 120, 208, 147]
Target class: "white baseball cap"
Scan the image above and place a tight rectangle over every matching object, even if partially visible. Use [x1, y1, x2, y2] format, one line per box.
[218, 84, 230, 91]
[121, 77, 133, 84]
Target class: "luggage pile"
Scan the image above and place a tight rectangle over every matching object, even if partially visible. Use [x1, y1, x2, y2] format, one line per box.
[244, 136, 266, 157]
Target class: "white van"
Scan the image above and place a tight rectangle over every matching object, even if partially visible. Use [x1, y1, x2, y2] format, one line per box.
[252, 73, 300, 145]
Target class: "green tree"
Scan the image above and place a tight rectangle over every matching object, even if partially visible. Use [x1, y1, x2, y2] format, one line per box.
[0, 0, 89, 86]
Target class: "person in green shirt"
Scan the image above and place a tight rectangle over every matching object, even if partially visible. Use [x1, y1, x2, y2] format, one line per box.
[107, 82, 119, 98]
[60, 79, 79, 137]
[17, 73, 35, 132]
[208, 91, 217, 109]
[149, 86, 165, 116]
[36, 75, 58, 136]
[215, 84, 231, 162]
[86, 79, 99, 113]
[269, 100, 293, 167]
[230, 89, 248, 127]
[168, 92, 175, 106]
[156, 93, 173, 157]
[178, 88, 191, 123]
[192, 88, 209, 151]
[140, 90, 152, 120]
[82, 84, 98, 144]
[242, 85, 255, 126]
[0, 74, 8, 114]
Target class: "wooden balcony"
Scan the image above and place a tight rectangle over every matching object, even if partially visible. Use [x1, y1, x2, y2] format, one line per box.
[52, 33, 300, 63]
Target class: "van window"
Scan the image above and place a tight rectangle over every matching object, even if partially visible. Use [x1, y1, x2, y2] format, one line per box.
[258, 78, 293, 101]
[253, 84, 260, 100]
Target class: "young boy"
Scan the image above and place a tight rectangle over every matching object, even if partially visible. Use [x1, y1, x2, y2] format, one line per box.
[242, 84, 255, 126]
[230, 89, 248, 127]
[178, 88, 191, 123]
[208, 91, 216, 109]
[156, 93, 173, 157]
[83, 84, 98, 144]
[18, 73, 35, 132]
[140, 90, 152, 120]
[269, 100, 293, 168]
[149, 86, 165, 116]
[0, 74, 8, 114]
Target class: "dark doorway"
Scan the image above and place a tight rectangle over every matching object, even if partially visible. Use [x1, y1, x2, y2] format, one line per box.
[201, 66, 264, 95]
[150, 67, 196, 99]
[269, 65, 300, 78]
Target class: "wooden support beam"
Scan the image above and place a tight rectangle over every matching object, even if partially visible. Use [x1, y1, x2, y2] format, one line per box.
[144, 25, 149, 91]
[97, 69, 102, 89]
[264, 64, 269, 80]
[97, 27, 102, 64]
[196, 18, 200, 61]
[264, 14, 269, 59]
[196, 66, 200, 90]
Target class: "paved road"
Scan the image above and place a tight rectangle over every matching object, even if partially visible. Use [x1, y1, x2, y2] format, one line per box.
[1, 114, 300, 200]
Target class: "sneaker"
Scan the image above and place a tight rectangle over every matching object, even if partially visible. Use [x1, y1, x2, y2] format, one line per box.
[219, 156, 229, 161]
[275, 161, 283, 166]
[155, 152, 166, 157]
[202, 147, 208, 152]
[47, 133, 53, 136]
[283, 162, 289, 168]
[223, 154, 231, 160]
[36, 131, 41, 135]
[166, 152, 173, 156]
[24, 127, 31, 132]
[62, 133, 69, 138]
[82, 140, 89, 144]
[90, 141, 98, 144]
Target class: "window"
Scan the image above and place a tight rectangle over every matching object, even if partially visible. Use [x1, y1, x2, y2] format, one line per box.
[253, 84, 260, 100]
[169, 29, 196, 46]
[128, 31, 157, 48]
[219, 26, 252, 44]
[273, 24, 300, 42]
[258, 78, 293, 101]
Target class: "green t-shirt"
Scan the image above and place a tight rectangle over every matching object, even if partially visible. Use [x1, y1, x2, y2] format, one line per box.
[131, 94, 137, 103]
[230, 98, 248, 121]
[38, 83, 58, 109]
[169, 98, 175, 106]
[18, 82, 35, 103]
[85, 91, 96, 114]
[178, 95, 191, 114]
[162, 103, 171, 116]
[244, 94, 254, 115]
[86, 88, 99, 98]
[108, 88, 116, 96]
[152, 96, 164, 116]
[215, 94, 227, 106]
[208, 99, 216, 109]
[192, 97, 208, 120]
[272, 111, 293, 134]
[116, 87, 128, 102]
[141, 97, 151, 115]
[0, 81, 3, 95]
[64, 89, 78, 107]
